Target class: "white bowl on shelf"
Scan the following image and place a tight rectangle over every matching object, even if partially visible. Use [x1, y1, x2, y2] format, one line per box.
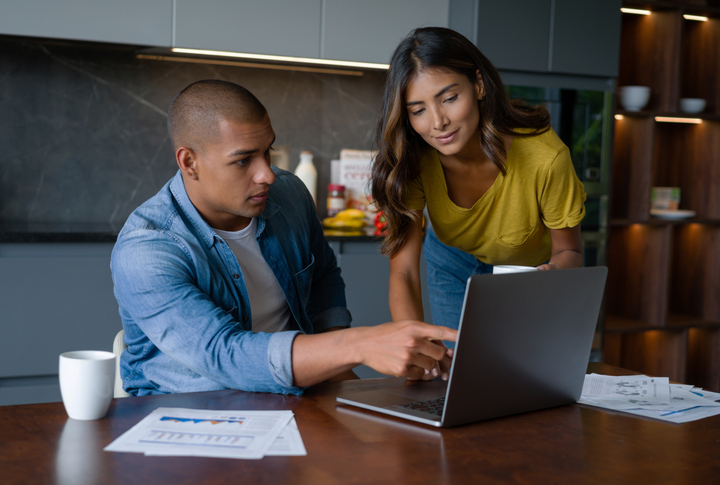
[679, 98, 706, 114]
[620, 86, 651, 112]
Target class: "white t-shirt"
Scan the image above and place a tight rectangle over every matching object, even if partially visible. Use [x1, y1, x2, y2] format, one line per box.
[213, 218, 291, 333]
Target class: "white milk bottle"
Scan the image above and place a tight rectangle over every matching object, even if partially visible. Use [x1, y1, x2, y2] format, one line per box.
[294, 150, 317, 205]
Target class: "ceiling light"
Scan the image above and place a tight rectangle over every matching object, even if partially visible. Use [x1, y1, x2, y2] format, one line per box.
[621, 8, 650, 15]
[683, 14, 708, 21]
[615, 114, 624, 120]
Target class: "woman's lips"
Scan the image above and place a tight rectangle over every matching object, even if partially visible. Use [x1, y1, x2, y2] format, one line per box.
[434, 129, 458, 144]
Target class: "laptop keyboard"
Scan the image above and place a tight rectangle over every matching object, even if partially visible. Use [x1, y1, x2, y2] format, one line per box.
[398, 397, 446, 416]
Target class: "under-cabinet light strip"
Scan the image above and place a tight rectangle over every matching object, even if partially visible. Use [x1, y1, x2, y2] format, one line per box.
[137, 54, 365, 76]
[621, 8, 650, 15]
[171, 48, 390, 70]
[655, 117, 702, 124]
[683, 14, 708, 22]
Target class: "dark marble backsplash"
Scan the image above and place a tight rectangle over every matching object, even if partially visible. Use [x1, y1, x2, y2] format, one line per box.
[0, 36, 386, 227]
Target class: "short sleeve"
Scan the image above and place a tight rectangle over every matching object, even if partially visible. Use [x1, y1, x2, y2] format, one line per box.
[539, 146, 586, 229]
[404, 175, 426, 211]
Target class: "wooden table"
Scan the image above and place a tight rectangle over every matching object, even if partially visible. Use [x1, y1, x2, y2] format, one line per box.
[1, 362, 718, 484]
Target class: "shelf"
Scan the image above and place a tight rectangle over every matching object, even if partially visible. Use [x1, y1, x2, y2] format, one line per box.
[605, 313, 720, 332]
[615, 110, 720, 121]
[604, 2, 720, 391]
[610, 218, 720, 226]
[624, 1, 720, 15]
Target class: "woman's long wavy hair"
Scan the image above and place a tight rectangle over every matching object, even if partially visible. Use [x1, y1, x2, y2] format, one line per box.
[371, 27, 551, 257]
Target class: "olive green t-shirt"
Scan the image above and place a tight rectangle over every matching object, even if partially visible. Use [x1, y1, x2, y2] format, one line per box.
[405, 128, 586, 266]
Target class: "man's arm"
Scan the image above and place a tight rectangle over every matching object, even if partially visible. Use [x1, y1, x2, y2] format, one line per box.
[291, 321, 457, 387]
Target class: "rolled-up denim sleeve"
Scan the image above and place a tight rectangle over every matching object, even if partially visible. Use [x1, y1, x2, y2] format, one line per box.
[267, 330, 301, 388]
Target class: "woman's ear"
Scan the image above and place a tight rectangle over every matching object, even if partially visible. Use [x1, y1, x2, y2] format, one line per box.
[475, 70, 486, 101]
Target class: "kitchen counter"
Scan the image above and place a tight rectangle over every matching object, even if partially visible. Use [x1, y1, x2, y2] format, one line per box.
[0, 222, 120, 243]
[0, 223, 383, 244]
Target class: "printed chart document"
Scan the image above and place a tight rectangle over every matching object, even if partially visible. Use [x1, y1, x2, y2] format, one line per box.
[105, 407, 303, 459]
[579, 374, 720, 424]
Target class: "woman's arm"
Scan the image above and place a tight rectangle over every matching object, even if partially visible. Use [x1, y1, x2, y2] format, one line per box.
[537, 225, 584, 270]
[388, 211, 426, 321]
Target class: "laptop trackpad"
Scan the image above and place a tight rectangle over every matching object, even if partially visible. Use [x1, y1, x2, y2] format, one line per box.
[342, 379, 447, 407]
[382, 379, 448, 401]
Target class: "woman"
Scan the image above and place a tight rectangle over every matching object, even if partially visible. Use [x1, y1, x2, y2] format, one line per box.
[371, 27, 586, 339]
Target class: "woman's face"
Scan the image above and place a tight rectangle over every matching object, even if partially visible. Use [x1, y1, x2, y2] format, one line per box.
[404, 67, 485, 159]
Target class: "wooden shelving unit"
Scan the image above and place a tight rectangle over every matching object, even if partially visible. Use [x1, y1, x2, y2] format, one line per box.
[604, 1, 720, 391]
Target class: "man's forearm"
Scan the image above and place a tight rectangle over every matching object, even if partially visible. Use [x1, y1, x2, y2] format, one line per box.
[291, 321, 458, 388]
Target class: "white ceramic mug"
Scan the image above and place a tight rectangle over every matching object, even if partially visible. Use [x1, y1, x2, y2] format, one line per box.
[59, 350, 116, 420]
[492, 265, 539, 274]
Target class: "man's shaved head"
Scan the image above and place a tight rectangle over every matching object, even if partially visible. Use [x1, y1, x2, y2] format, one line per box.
[168, 80, 268, 152]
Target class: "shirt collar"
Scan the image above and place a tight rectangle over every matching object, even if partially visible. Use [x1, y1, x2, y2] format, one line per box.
[169, 170, 281, 246]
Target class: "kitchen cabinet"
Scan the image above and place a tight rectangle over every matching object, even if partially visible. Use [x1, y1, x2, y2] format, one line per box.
[0, 243, 122, 406]
[0, 0, 172, 47]
[604, 2, 720, 391]
[453, 0, 622, 77]
[175, 0, 449, 64]
[322, 0, 449, 64]
[174, 0, 323, 59]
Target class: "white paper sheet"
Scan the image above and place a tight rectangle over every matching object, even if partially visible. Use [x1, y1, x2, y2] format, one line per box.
[580, 374, 720, 424]
[266, 418, 307, 456]
[105, 407, 295, 459]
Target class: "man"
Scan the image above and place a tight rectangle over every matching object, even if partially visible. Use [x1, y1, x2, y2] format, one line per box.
[111, 80, 456, 396]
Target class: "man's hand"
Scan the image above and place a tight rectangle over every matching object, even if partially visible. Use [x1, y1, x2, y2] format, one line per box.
[354, 320, 457, 380]
[418, 346, 454, 382]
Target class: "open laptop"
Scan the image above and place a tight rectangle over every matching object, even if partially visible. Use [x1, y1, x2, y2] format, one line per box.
[336, 266, 608, 427]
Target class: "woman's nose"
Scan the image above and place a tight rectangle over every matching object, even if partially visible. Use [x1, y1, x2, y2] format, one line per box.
[431, 107, 449, 131]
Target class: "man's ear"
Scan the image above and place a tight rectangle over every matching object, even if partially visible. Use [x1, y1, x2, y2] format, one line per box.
[177, 147, 198, 180]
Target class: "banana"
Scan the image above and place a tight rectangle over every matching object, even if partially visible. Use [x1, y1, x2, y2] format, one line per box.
[334, 208, 366, 220]
[323, 217, 367, 229]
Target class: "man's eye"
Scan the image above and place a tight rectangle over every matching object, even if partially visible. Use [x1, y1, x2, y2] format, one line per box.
[236, 158, 250, 165]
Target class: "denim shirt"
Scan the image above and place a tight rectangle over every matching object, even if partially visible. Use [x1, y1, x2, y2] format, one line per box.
[111, 169, 351, 396]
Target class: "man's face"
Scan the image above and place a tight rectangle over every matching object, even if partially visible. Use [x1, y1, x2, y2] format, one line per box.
[184, 115, 277, 232]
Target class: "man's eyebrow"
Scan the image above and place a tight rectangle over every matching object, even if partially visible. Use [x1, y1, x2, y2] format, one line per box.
[226, 136, 276, 158]
[227, 148, 256, 157]
[406, 83, 459, 106]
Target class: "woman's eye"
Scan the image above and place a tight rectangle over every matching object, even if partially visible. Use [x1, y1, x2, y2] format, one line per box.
[410, 108, 425, 116]
[445, 95, 458, 103]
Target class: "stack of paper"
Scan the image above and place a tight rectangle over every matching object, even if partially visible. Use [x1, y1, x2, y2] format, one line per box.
[105, 407, 306, 459]
[580, 374, 720, 423]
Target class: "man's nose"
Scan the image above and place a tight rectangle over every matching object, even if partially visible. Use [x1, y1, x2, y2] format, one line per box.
[255, 162, 276, 185]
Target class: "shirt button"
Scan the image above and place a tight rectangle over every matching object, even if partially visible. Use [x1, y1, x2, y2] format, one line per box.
[233, 273, 240, 279]
[242, 315, 249, 323]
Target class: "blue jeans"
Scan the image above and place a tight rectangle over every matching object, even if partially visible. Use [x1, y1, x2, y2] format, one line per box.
[424, 226, 493, 347]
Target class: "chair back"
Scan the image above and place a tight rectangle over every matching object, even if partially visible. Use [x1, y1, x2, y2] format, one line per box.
[113, 329, 130, 398]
